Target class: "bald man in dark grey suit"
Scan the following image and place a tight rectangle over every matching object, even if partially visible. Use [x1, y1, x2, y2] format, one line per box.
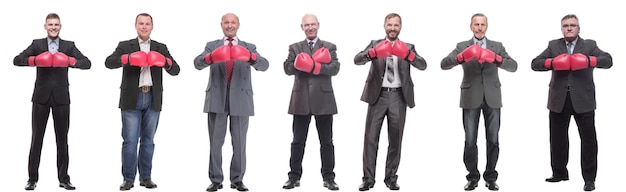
[441, 13, 517, 191]
[194, 13, 269, 192]
[282, 13, 340, 191]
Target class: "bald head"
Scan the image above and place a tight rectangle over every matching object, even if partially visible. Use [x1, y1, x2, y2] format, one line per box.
[301, 13, 319, 40]
[221, 13, 240, 38]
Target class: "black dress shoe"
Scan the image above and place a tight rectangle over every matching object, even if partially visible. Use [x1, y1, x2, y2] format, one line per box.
[385, 181, 400, 190]
[230, 182, 248, 191]
[25, 182, 37, 190]
[358, 181, 374, 191]
[323, 180, 339, 191]
[464, 180, 478, 191]
[140, 179, 157, 189]
[545, 176, 569, 182]
[485, 181, 499, 191]
[59, 182, 76, 190]
[119, 181, 134, 191]
[206, 182, 222, 191]
[283, 179, 300, 189]
[584, 181, 595, 191]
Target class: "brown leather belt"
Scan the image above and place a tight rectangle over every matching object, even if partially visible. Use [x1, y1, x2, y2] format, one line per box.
[382, 87, 400, 92]
[140, 86, 151, 93]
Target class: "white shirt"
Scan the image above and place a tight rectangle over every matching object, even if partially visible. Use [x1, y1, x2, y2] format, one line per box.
[382, 40, 401, 88]
[138, 38, 152, 87]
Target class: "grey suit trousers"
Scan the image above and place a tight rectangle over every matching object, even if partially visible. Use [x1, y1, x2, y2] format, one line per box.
[208, 88, 250, 183]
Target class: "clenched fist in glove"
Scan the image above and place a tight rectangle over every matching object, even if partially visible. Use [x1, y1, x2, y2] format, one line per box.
[147, 51, 173, 69]
[28, 51, 54, 67]
[368, 40, 393, 59]
[51, 52, 77, 67]
[391, 40, 416, 62]
[478, 48, 503, 64]
[570, 53, 597, 71]
[121, 51, 148, 67]
[456, 44, 482, 63]
[312, 47, 331, 64]
[294, 52, 321, 75]
[544, 53, 571, 71]
[231, 45, 257, 64]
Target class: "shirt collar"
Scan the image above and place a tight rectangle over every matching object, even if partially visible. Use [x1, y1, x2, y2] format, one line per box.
[567, 37, 579, 46]
[47, 37, 59, 45]
[137, 37, 151, 44]
[306, 37, 319, 44]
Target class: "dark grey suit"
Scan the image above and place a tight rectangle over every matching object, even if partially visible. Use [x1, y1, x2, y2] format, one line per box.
[194, 37, 269, 184]
[441, 38, 517, 182]
[531, 36, 612, 182]
[283, 39, 339, 181]
[354, 39, 426, 184]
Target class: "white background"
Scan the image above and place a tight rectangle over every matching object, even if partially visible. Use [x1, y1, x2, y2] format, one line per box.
[1, 0, 623, 191]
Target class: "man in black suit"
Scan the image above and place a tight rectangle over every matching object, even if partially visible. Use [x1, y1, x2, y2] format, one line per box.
[282, 13, 340, 191]
[440, 13, 517, 191]
[353, 13, 427, 191]
[105, 13, 180, 191]
[14, 13, 91, 191]
[531, 14, 612, 191]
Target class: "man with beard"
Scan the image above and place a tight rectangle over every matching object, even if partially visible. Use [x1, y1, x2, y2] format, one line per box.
[440, 13, 517, 191]
[14, 13, 91, 191]
[353, 13, 427, 191]
[282, 13, 340, 191]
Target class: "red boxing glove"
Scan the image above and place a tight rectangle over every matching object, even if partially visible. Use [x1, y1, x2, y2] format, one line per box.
[457, 44, 482, 63]
[121, 51, 148, 67]
[147, 51, 172, 69]
[312, 47, 331, 64]
[478, 48, 502, 64]
[391, 40, 416, 62]
[230, 45, 257, 64]
[205, 45, 231, 64]
[368, 40, 392, 59]
[294, 52, 321, 75]
[545, 53, 570, 70]
[570, 53, 597, 71]
[28, 51, 54, 67]
[51, 52, 77, 67]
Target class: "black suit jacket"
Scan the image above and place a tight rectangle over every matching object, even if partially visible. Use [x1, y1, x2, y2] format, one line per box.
[441, 38, 518, 109]
[284, 39, 340, 115]
[13, 38, 91, 105]
[354, 39, 427, 108]
[531, 36, 612, 113]
[104, 38, 180, 111]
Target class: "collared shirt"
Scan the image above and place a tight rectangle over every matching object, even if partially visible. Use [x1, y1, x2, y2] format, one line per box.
[473, 37, 486, 48]
[223, 36, 239, 46]
[306, 37, 319, 49]
[566, 37, 579, 54]
[382, 39, 401, 88]
[138, 37, 152, 87]
[47, 37, 59, 54]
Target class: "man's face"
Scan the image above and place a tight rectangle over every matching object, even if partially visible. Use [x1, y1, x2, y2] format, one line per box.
[135, 15, 153, 41]
[470, 16, 488, 40]
[301, 15, 319, 40]
[384, 16, 401, 41]
[561, 18, 580, 40]
[44, 18, 61, 39]
[221, 14, 239, 38]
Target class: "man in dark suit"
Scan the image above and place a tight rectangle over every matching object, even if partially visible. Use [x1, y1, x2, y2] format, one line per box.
[193, 13, 269, 192]
[440, 13, 517, 191]
[14, 13, 91, 191]
[281, 13, 340, 191]
[531, 14, 612, 192]
[353, 13, 426, 191]
[104, 13, 180, 191]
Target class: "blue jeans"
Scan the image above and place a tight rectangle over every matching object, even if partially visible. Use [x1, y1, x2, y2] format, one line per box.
[462, 101, 500, 182]
[121, 91, 160, 182]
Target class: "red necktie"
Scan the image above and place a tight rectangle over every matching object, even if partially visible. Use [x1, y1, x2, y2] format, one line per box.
[226, 38, 234, 86]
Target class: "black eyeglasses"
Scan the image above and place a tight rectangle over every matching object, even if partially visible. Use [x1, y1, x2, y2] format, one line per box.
[562, 24, 578, 28]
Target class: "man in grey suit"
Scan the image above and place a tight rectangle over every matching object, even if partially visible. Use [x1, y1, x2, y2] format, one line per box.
[282, 13, 340, 191]
[440, 13, 517, 191]
[354, 13, 427, 191]
[531, 14, 612, 191]
[193, 13, 269, 192]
